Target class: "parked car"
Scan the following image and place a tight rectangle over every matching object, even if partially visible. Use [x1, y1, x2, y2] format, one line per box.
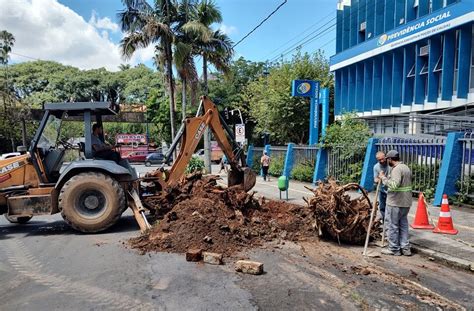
[145, 152, 173, 166]
[125, 151, 149, 162]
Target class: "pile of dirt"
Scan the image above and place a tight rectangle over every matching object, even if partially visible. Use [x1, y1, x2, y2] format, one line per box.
[130, 173, 315, 256]
[305, 180, 380, 244]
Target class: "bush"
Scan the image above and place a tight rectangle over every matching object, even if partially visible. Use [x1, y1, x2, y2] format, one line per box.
[291, 161, 314, 182]
[251, 157, 261, 173]
[269, 156, 284, 177]
[185, 157, 205, 174]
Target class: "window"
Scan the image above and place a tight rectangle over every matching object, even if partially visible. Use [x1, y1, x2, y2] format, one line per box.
[420, 62, 429, 75]
[434, 55, 443, 72]
[407, 63, 416, 77]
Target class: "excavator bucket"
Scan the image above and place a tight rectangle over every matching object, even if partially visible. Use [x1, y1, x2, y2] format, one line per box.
[228, 167, 257, 192]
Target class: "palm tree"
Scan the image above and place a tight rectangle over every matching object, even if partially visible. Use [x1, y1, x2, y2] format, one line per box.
[118, 0, 178, 140]
[193, 0, 233, 94]
[0, 30, 16, 151]
[0, 30, 15, 65]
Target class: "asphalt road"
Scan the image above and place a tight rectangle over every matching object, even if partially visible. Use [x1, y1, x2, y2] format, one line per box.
[1, 164, 473, 310]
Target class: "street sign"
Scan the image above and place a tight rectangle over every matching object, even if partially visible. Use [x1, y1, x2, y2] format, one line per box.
[235, 124, 245, 143]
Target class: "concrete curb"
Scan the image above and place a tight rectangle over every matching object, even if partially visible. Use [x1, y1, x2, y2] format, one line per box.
[411, 243, 474, 272]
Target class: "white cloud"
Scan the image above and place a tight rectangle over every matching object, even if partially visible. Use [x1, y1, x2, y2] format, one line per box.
[218, 24, 238, 35]
[89, 10, 119, 33]
[0, 0, 155, 71]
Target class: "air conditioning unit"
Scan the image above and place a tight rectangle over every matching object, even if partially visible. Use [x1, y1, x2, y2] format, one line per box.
[359, 21, 367, 32]
[419, 45, 429, 56]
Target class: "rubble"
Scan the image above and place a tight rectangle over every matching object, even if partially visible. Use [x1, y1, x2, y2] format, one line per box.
[304, 180, 381, 244]
[203, 252, 223, 265]
[130, 174, 379, 257]
[235, 260, 264, 275]
[130, 173, 314, 256]
[185, 249, 202, 262]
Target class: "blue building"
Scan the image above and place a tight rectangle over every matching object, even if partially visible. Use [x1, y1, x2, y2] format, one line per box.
[330, 0, 474, 135]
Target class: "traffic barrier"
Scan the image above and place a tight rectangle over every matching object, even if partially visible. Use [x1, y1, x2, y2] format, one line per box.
[433, 194, 458, 235]
[410, 193, 435, 230]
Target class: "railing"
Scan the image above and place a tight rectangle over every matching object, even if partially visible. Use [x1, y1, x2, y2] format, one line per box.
[459, 133, 474, 200]
[327, 145, 367, 183]
[376, 137, 446, 197]
[293, 145, 319, 167]
[269, 145, 287, 160]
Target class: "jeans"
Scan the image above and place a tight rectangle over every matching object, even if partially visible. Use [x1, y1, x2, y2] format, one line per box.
[379, 191, 387, 221]
[386, 205, 410, 253]
[262, 166, 269, 181]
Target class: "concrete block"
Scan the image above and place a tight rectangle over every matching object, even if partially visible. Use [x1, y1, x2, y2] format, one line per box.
[202, 252, 223, 265]
[235, 260, 264, 275]
[185, 249, 202, 262]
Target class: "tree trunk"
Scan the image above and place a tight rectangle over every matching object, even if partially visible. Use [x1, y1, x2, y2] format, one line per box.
[181, 79, 186, 121]
[165, 41, 176, 142]
[202, 55, 211, 173]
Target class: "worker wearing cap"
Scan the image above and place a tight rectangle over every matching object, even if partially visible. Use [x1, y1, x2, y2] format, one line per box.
[379, 150, 413, 256]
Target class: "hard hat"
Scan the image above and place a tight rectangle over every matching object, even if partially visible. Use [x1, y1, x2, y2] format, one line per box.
[385, 150, 399, 159]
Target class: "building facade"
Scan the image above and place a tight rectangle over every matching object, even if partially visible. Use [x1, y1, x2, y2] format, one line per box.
[330, 0, 474, 135]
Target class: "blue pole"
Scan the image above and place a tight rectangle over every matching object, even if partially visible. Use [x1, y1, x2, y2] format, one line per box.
[309, 96, 320, 145]
[246, 145, 254, 167]
[283, 143, 294, 177]
[321, 88, 330, 137]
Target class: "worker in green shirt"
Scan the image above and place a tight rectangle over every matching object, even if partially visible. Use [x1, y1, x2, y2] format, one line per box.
[379, 150, 413, 256]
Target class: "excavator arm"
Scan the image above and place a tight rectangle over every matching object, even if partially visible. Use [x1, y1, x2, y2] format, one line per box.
[161, 96, 256, 191]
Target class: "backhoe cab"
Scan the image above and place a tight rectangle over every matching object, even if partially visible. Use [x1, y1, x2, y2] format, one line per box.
[0, 102, 140, 233]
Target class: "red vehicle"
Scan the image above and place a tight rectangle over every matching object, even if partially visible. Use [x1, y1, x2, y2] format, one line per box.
[124, 151, 150, 162]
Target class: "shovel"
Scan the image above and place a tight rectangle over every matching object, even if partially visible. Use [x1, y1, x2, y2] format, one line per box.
[363, 181, 381, 257]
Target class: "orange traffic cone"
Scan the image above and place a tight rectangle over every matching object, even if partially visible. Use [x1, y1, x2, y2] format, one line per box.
[410, 193, 434, 229]
[433, 194, 458, 235]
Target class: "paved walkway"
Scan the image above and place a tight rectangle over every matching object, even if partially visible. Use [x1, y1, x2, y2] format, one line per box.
[213, 168, 474, 271]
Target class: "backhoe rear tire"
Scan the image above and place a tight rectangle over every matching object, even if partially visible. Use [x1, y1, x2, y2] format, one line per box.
[4, 215, 32, 224]
[58, 172, 125, 233]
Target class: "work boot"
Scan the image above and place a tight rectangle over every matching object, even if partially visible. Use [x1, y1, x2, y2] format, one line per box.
[381, 248, 401, 256]
[402, 248, 412, 256]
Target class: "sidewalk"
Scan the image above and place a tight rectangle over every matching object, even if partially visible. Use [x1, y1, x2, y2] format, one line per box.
[215, 169, 474, 271]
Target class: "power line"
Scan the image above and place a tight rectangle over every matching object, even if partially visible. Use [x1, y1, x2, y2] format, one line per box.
[265, 10, 335, 59]
[232, 0, 288, 48]
[269, 0, 383, 62]
[10, 52, 40, 61]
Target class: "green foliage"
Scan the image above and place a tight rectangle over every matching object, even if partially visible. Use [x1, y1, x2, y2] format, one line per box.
[251, 155, 261, 173]
[242, 50, 333, 145]
[338, 161, 364, 184]
[323, 113, 371, 150]
[410, 163, 440, 201]
[454, 175, 473, 205]
[185, 156, 205, 174]
[268, 156, 284, 177]
[291, 161, 314, 182]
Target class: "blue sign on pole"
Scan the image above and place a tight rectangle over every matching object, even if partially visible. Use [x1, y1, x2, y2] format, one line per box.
[292, 80, 320, 144]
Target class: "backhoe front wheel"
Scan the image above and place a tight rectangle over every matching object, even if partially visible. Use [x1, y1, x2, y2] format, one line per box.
[59, 172, 125, 233]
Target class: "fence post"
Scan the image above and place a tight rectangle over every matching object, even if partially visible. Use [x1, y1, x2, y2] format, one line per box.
[360, 138, 379, 192]
[246, 144, 254, 167]
[260, 144, 271, 176]
[283, 143, 294, 177]
[434, 132, 463, 206]
[313, 147, 327, 184]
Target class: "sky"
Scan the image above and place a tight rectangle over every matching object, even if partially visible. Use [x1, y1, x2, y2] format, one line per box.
[0, 0, 337, 72]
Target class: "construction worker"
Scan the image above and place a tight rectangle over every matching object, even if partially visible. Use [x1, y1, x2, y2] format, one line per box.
[379, 150, 413, 256]
[373, 151, 389, 222]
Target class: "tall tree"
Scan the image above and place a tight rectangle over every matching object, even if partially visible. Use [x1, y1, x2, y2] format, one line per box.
[194, 0, 233, 94]
[118, 0, 178, 141]
[0, 30, 16, 150]
[0, 30, 15, 65]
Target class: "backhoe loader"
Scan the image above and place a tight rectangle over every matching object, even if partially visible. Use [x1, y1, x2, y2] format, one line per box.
[0, 96, 256, 233]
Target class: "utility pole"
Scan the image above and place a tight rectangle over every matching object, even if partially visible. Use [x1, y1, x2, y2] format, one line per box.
[203, 68, 212, 174]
